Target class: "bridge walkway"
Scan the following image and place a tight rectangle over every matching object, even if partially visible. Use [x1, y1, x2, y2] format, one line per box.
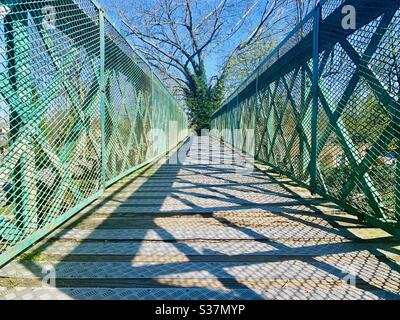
[0, 137, 399, 300]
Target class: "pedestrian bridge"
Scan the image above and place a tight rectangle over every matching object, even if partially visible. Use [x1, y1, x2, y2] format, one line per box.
[0, 0, 400, 300]
[1, 136, 400, 300]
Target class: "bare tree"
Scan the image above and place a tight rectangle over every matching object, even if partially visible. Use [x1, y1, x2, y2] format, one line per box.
[117, 0, 288, 129]
[293, 0, 317, 24]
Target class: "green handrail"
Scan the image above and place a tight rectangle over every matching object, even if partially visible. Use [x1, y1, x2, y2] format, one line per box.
[211, 0, 400, 234]
[0, 0, 188, 267]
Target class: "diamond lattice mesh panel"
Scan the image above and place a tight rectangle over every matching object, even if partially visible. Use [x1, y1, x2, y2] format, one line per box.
[0, 0, 187, 266]
[212, 0, 400, 227]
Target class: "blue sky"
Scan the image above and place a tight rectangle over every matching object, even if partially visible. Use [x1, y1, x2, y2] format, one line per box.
[96, 0, 291, 80]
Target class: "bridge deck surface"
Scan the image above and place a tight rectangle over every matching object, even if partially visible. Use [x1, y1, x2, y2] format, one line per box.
[0, 137, 399, 300]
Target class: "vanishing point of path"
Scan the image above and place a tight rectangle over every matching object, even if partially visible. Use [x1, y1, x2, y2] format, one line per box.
[0, 136, 399, 300]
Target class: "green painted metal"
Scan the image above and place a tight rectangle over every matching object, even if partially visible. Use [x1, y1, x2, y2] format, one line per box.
[310, 2, 321, 194]
[99, 8, 106, 192]
[0, 0, 188, 267]
[212, 0, 400, 230]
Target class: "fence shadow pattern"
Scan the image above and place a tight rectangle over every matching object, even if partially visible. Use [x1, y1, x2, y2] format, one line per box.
[0, 137, 399, 300]
[211, 0, 400, 233]
[0, 0, 188, 267]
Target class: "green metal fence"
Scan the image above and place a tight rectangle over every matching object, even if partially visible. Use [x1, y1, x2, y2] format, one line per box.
[0, 0, 188, 266]
[212, 0, 400, 233]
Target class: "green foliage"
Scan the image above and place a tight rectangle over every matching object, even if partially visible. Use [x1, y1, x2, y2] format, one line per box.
[184, 35, 275, 131]
[224, 39, 276, 97]
[322, 164, 396, 215]
[342, 93, 391, 146]
[185, 73, 224, 132]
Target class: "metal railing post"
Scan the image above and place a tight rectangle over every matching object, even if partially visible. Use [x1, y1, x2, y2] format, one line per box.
[151, 70, 156, 157]
[310, 3, 321, 194]
[5, 11, 38, 232]
[253, 71, 259, 160]
[396, 142, 400, 221]
[396, 105, 400, 221]
[99, 8, 106, 191]
[230, 96, 238, 147]
[255, 71, 259, 137]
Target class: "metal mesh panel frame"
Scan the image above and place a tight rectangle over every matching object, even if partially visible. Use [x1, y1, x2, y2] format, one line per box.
[0, 0, 188, 267]
[211, 0, 400, 234]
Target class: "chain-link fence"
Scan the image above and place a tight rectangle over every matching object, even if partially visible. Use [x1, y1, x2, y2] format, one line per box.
[212, 0, 400, 233]
[0, 0, 188, 266]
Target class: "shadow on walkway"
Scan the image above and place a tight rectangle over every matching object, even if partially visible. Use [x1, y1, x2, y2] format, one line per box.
[3, 136, 400, 300]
